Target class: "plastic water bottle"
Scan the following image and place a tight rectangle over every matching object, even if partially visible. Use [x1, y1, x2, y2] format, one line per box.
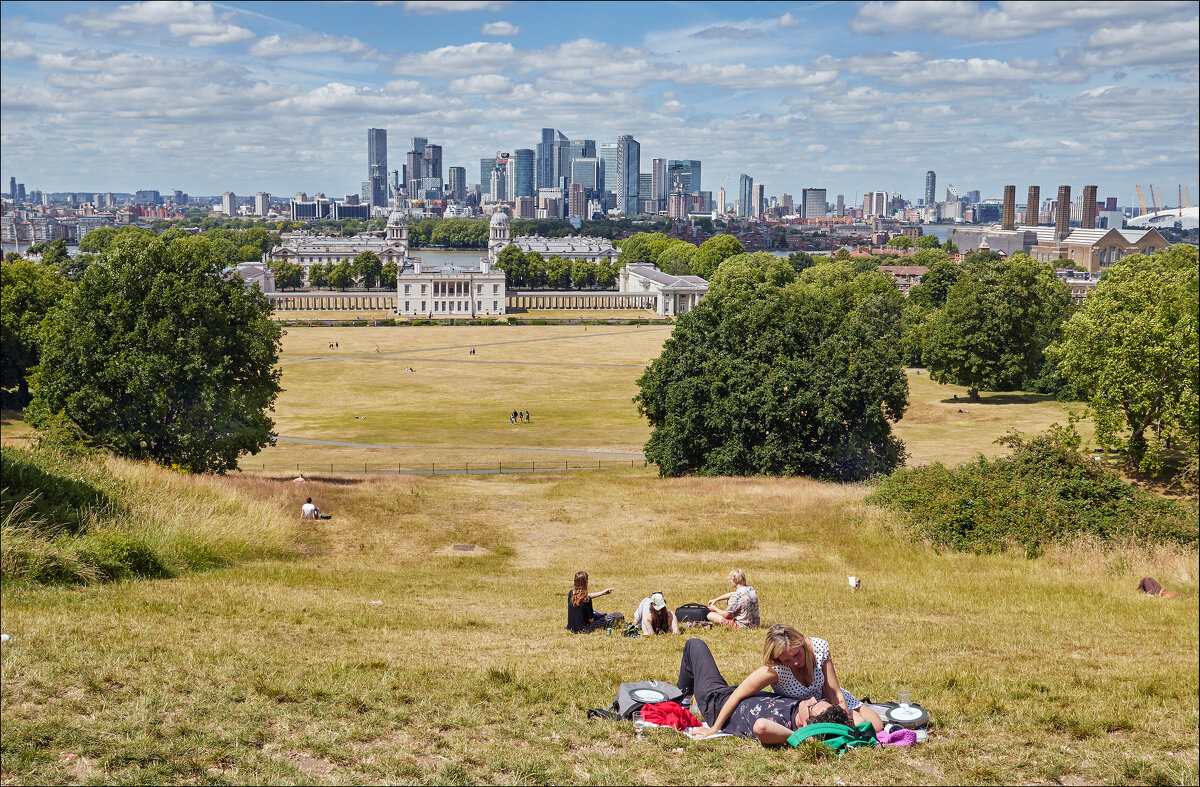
[606, 626, 612, 636]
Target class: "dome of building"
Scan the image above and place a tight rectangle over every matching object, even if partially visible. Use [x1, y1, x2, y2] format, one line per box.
[388, 209, 407, 225]
[490, 210, 510, 227]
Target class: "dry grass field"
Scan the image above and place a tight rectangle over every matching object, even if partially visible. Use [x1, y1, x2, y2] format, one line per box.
[2, 466, 1196, 785]
[2, 325, 1195, 785]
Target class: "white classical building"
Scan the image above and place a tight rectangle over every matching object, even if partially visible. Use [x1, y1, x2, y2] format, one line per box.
[486, 210, 618, 264]
[618, 263, 708, 317]
[268, 210, 411, 278]
[394, 210, 506, 317]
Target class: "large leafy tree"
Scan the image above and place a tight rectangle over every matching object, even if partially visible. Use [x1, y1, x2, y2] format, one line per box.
[353, 251, 382, 290]
[27, 234, 282, 473]
[635, 256, 908, 481]
[1052, 245, 1199, 473]
[270, 260, 304, 291]
[1, 259, 72, 407]
[690, 234, 745, 279]
[493, 244, 526, 287]
[656, 240, 696, 276]
[923, 253, 1070, 401]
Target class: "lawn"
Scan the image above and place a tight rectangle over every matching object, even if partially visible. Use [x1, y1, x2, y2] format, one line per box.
[1, 468, 1195, 784]
[256, 325, 1093, 473]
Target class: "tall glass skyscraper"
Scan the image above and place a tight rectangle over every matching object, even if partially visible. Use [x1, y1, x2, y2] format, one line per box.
[924, 170, 936, 207]
[367, 128, 387, 206]
[599, 142, 618, 207]
[536, 129, 569, 189]
[738, 174, 753, 217]
[447, 167, 466, 201]
[513, 149, 535, 198]
[617, 135, 640, 216]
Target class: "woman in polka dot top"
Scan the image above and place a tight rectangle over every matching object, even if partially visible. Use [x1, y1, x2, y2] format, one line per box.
[692, 623, 883, 737]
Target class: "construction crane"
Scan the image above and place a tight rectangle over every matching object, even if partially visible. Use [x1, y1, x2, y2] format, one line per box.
[1135, 185, 1147, 215]
[1180, 185, 1184, 216]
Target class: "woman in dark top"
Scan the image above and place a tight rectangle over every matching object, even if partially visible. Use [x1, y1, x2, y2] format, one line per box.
[566, 571, 622, 633]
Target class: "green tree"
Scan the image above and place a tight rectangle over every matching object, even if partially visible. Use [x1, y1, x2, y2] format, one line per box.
[493, 244, 527, 287]
[913, 234, 941, 249]
[308, 262, 328, 289]
[545, 256, 571, 289]
[571, 260, 595, 289]
[907, 259, 962, 309]
[238, 244, 262, 262]
[78, 225, 156, 254]
[656, 240, 697, 276]
[1, 259, 72, 406]
[690, 234, 745, 279]
[27, 234, 282, 473]
[327, 259, 354, 291]
[924, 253, 1071, 401]
[833, 248, 852, 261]
[381, 261, 398, 289]
[635, 256, 908, 480]
[524, 252, 547, 289]
[270, 261, 304, 291]
[886, 236, 913, 249]
[785, 250, 816, 275]
[353, 251, 383, 290]
[1052, 245, 1199, 473]
[595, 261, 618, 290]
[616, 232, 668, 266]
[943, 239, 959, 254]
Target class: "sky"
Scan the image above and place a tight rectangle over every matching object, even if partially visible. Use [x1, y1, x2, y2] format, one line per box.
[1, 0, 1197, 207]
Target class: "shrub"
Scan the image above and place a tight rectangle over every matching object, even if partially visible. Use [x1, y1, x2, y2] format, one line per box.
[868, 426, 1199, 556]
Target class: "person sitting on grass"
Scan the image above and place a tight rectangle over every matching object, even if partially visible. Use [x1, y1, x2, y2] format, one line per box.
[678, 638, 857, 744]
[692, 624, 883, 738]
[301, 497, 318, 519]
[566, 571, 624, 633]
[707, 568, 759, 629]
[634, 592, 680, 635]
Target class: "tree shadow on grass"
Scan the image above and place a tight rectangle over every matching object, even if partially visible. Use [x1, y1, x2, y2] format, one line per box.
[941, 393, 1058, 405]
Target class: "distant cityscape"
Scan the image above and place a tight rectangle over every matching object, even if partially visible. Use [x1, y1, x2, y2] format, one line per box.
[3, 124, 1196, 256]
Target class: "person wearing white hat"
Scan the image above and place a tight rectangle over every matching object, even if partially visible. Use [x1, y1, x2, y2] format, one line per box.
[634, 591, 680, 635]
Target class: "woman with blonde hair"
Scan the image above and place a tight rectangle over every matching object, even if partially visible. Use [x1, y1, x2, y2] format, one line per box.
[706, 568, 759, 628]
[690, 623, 882, 738]
[565, 571, 623, 633]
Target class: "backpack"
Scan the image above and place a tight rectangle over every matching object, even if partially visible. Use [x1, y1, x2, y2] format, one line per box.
[787, 721, 878, 752]
[674, 603, 709, 623]
[587, 681, 684, 721]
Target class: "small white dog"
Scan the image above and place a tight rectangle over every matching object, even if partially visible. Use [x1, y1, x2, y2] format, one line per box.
[848, 576, 861, 591]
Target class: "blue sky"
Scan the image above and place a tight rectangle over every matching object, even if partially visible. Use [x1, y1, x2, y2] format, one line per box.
[2, 1, 1197, 206]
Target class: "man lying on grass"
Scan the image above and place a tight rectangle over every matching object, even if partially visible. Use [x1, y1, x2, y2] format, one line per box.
[679, 638, 855, 744]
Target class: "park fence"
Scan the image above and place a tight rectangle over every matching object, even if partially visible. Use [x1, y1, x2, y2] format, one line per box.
[242, 458, 648, 477]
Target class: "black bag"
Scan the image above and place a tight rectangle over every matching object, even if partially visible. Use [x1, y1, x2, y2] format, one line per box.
[588, 680, 684, 721]
[674, 603, 709, 623]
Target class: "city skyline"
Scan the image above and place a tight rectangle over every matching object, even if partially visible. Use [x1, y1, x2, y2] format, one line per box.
[1, 1, 1197, 203]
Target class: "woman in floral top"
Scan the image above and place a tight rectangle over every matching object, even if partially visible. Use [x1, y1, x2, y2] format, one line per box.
[706, 568, 759, 628]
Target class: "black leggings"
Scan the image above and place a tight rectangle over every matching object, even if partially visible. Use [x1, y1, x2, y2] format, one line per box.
[677, 638, 736, 724]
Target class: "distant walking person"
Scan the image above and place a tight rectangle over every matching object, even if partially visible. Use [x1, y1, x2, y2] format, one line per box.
[525, 410, 530, 423]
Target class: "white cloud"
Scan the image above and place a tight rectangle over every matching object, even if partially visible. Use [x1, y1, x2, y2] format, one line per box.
[63, 1, 254, 47]
[446, 73, 511, 94]
[404, 1, 509, 14]
[1, 40, 36, 60]
[851, 0, 1195, 40]
[480, 20, 519, 36]
[779, 12, 799, 29]
[390, 41, 516, 76]
[250, 34, 374, 59]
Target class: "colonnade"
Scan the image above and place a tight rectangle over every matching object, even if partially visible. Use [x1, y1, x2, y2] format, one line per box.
[269, 294, 397, 310]
[505, 292, 658, 310]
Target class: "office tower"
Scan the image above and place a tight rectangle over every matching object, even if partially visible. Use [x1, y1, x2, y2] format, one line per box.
[616, 135, 640, 215]
[945, 183, 960, 202]
[536, 128, 555, 189]
[570, 157, 600, 192]
[367, 128, 387, 206]
[753, 184, 765, 218]
[780, 193, 793, 213]
[222, 192, 237, 216]
[651, 158, 668, 210]
[1001, 185, 1016, 230]
[254, 192, 271, 216]
[738, 174, 753, 217]
[407, 138, 427, 195]
[490, 167, 507, 204]
[410, 137, 427, 157]
[801, 188, 827, 219]
[1054, 185, 1071, 239]
[8, 177, 14, 199]
[422, 144, 442, 180]
[599, 142, 618, 204]
[1082, 185, 1097, 229]
[1026, 185, 1040, 225]
[717, 186, 726, 214]
[569, 183, 587, 217]
[835, 194, 844, 216]
[538, 187, 564, 218]
[564, 139, 596, 188]
[447, 167, 466, 201]
[639, 173, 653, 201]
[388, 169, 402, 201]
[479, 158, 495, 199]
[924, 171, 936, 208]
[513, 149, 535, 198]
[667, 160, 701, 195]
[515, 196, 536, 218]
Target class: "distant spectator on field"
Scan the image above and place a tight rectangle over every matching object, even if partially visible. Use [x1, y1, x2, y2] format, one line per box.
[707, 569, 760, 629]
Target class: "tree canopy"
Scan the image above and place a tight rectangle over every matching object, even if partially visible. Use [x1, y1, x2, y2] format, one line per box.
[635, 256, 908, 481]
[27, 233, 282, 473]
[690, 234, 745, 279]
[923, 253, 1070, 400]
[1052, 244, 1199, 473]
[1, 259, 72, 407]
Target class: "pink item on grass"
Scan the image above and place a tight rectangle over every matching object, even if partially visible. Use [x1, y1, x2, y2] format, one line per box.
[877, 728, 917, 747]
